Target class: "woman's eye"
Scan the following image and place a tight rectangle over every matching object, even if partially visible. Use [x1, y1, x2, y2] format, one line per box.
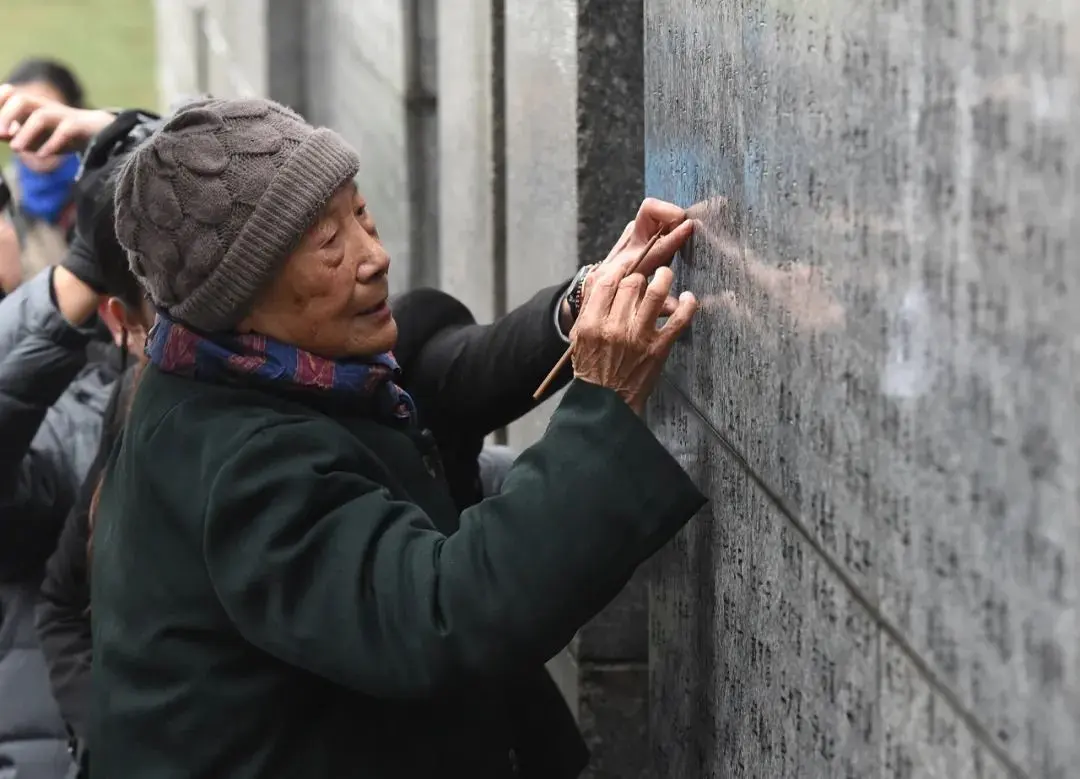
[355, 206, 367, 218]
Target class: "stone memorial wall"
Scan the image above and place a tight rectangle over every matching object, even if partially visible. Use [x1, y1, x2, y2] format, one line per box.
[645, 1, 1079, 777]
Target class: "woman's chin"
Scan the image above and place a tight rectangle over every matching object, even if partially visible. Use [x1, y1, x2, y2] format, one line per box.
[343, 317, 398, 359]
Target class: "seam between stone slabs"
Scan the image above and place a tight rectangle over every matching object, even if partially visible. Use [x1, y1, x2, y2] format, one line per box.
[658, 374, 1029, 779]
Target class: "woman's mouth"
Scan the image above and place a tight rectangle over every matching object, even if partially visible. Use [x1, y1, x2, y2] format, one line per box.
[359, 299, 391, 319]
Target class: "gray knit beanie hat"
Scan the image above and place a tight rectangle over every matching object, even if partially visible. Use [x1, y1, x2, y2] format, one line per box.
[114, 97, 360, 331]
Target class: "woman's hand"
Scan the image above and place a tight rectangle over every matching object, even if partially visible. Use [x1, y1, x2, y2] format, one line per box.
[561, 199, 696, 332]
[598, 198, 694, 278]
[570, 198, 698, 414]
[0, 84, 115, 158]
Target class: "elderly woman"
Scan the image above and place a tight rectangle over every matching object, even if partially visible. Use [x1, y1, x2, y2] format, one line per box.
[92, 98, 705, 779]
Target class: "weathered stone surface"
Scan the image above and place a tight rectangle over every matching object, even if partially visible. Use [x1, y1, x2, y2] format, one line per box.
[880, 636, 1013, 779]
[575, 0, 646, 279]
[650, 397, 879, 778]
[579, 664, 652, 779]
[577, 568, 649, 663]
[646, 1, 1080, 777]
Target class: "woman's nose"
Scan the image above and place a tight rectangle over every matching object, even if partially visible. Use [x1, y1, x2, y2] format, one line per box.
[356, 236, 391, 282]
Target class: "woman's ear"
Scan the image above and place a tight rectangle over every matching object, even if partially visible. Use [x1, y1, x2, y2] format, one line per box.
[98, 297, 127, 348]
[101, 297, 149, 346]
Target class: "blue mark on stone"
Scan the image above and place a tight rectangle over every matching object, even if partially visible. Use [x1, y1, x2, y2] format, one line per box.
[646, 138, 704, 208]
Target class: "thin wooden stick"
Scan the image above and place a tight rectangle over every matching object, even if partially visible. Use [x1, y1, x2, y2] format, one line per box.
[532, 227, 667, 400]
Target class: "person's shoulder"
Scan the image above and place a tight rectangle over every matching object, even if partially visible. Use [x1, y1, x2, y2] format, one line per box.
[133, 367, 357, 462]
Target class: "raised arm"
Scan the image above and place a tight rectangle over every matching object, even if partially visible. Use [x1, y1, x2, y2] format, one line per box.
[396, 199, 693, 438]
[204, 381, 705, 698]
[203, 211, 701, 697]
[0, 268, 101, 578]
[392, 283, 573, 438]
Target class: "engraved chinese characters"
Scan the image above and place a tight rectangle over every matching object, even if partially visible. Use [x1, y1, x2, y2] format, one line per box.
[646, 0, 1079, 776]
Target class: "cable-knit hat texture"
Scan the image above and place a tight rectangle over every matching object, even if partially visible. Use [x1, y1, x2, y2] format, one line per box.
[114, 97, 360, 331]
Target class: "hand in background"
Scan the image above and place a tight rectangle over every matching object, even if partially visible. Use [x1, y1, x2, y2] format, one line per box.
[0, 84, 115, 159]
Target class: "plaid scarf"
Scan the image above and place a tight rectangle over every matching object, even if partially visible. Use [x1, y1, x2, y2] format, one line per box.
[146, 314, 416, 425]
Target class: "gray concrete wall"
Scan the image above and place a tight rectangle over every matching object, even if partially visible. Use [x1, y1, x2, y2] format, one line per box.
[645, 1, 1079, 777]
[304, 0, 438, 293]
[154, 0, 268, 104]
[437, 0, 502, 323]
[156, 0, 438, 293]
[502, 0, 580, 449]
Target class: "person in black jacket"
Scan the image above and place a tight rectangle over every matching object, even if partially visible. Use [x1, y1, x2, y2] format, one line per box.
[0, 92, 145, 779]
[35, 135, 155, 774]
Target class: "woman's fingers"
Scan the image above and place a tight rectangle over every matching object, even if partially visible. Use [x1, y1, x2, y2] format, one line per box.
[634, 266, 675, 331]
[35, 117, 86, 157]
[578, 258, 626, 322]
[602, 220, 635, 264]
[583, 198, 694, 332]
[35, 122, 76, 157]
[634, 219, 694, 277]
[656, 291, 698, 352]
[634, 197, 687, 241]
[609, 272, 646, 326]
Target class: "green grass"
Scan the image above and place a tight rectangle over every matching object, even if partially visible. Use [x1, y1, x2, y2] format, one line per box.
[0, 0, 156, 165]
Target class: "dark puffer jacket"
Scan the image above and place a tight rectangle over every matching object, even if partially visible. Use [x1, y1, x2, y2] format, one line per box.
[0, 269, 118, 779]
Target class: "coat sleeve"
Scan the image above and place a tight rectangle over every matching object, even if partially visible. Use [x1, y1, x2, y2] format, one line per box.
[394, 283, 573, 438]
[203, 380, 706, 699]
[0, 269, 94, 579]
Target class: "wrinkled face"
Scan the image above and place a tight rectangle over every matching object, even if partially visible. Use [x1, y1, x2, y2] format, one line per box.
[13, 81, 69, 173]
[240, 182, 397, 359]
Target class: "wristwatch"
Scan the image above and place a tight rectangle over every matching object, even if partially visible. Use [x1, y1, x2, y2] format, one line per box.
[565, 263, 595, 321]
